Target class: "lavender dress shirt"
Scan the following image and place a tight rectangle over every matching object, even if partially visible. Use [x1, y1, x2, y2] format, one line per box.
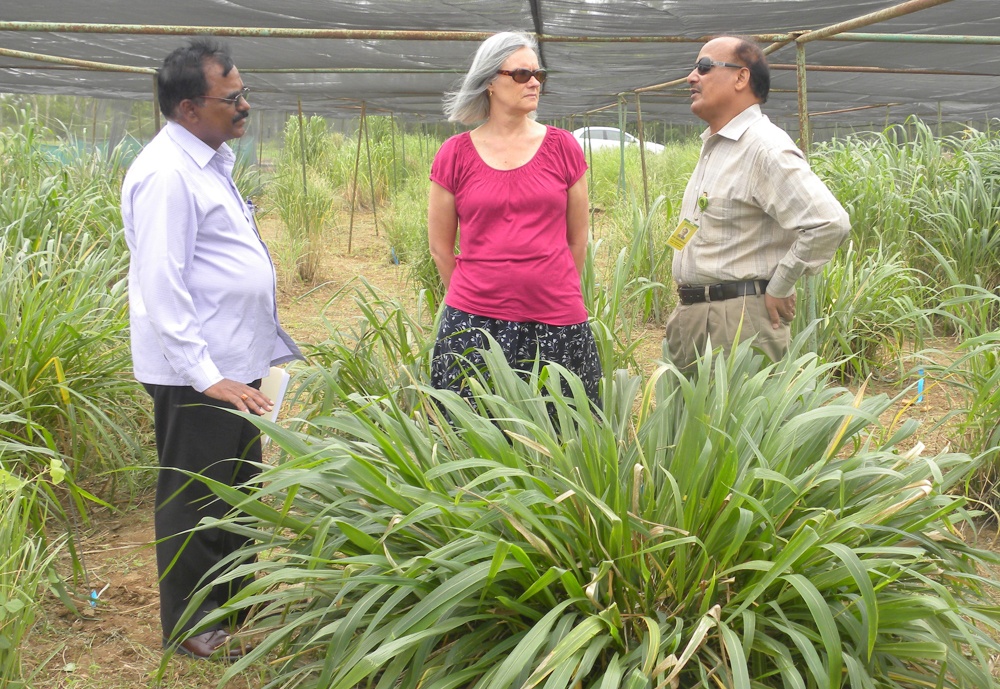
[122, 121, 300, 392]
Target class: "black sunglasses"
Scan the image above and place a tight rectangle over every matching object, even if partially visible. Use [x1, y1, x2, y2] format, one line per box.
[497, 68, 547, 84]
[694, 58, 745, 75]
[200, 86, 251, 106]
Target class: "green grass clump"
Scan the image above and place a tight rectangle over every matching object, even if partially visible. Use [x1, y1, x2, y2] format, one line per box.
[194, 331, 1000, 689]
[0, 111, 151, 500]
[381, 176, 443, 302]
[810, 117, 1000, 338]
[0, 466, 67, 688]
[795, 243, 933, 380]
[295, 279, 435, 412]
[0, 112, 154, 639]
[271, 169, 338, 284]
[808, 118, 1000, 478]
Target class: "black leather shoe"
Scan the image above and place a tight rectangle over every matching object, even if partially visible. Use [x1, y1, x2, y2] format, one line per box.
[172, 629, 251, 661]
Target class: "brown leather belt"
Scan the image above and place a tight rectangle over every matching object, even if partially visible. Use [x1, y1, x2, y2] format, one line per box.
[677, 279, 769, 305]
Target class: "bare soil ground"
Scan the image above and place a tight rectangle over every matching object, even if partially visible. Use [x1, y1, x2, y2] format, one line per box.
[22, 215, 986, 688]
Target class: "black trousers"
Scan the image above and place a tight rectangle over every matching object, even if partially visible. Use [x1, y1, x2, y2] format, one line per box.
[143, 382, 261, 643]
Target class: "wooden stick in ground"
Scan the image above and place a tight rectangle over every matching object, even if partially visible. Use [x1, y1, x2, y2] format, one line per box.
[348, 100, 367, 254]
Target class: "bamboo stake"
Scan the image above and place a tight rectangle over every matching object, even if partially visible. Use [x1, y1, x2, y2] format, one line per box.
[91, 98, 98, 150]
[258, 109, 264, 166]
[635, 91, 649, 213]
[297, 98, 307, 195]
[616, 96, 626, 199]
[795, 42, 818, 354]
[348, 101, 366, 254]
[795, 42, 811, 159]
[363, 105, 379, 236]
[152, 73, 160, 133]
[584, 112, 595, 237]
[389, 112, 397, 196]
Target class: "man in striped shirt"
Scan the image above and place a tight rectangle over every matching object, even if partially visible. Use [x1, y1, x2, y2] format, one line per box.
[665, 35, 850, 370]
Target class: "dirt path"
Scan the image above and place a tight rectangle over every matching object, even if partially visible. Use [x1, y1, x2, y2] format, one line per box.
[27, 497, 263, 689]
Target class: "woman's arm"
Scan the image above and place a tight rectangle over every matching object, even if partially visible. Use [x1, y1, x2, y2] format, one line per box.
[566, 175, 589, 275]
[428, 181, 459, 289]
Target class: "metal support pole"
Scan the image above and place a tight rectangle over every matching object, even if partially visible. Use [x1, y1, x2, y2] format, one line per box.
[0, 45, 154, 73]
[770, 63, 995, 77]
[809, 102, 902, 117]
[796, 0, 953, 44]
[826, 31, 1000, 45]
[0, 21, 792, 45]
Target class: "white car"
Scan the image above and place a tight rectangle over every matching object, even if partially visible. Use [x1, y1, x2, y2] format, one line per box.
[571, 126, 665, 154]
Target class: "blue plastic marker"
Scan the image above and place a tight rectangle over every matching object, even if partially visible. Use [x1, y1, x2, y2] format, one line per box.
[916, 368, 925, 404]
[89, 583, 110, 607]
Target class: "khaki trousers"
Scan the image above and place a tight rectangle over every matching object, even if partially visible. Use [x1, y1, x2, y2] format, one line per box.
[664, 294, 790, 371]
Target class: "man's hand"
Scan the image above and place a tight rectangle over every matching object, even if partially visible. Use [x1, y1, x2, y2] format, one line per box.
[203, 378, 273, 415]
[764, 292, 796, 329]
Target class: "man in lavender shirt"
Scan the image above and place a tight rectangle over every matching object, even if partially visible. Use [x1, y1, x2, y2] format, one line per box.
[122, 38, 300, 660]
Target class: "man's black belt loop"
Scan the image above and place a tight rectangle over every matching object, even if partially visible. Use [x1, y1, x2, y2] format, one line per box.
[677, 279, 769, 305]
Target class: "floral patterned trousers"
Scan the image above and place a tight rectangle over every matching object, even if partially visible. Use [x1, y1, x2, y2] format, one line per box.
[431, 305, 602, 407]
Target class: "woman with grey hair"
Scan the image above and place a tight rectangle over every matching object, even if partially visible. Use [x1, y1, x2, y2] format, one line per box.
[427, 31, 601, 407]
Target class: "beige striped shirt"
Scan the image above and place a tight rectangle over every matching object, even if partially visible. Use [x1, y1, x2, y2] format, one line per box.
[671, 104, 850, 298]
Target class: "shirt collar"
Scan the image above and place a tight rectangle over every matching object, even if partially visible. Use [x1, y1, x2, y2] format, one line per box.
[701, 103, 763, 143]
[164, 120, 234, 168]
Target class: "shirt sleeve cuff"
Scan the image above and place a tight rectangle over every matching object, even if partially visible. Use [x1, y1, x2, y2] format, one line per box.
[766, 273, 797, 299]
[189, 360, 224, 393]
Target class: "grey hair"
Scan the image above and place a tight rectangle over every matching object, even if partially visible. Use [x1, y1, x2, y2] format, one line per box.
[443, 31, 538, 124]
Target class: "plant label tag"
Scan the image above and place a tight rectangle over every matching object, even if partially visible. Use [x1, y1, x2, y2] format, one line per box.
[667, 218, 699, 250]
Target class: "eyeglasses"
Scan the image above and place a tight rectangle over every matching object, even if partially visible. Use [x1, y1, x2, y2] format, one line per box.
[199, 86, 250, 106]
[694, 58, 745, 75]
[497, 68, 547, 84]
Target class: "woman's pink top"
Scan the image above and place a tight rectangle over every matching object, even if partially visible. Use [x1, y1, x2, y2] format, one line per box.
[430, 126, 588, 326]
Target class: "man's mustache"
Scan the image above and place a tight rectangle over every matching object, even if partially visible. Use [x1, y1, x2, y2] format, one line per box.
[233, 112, 249, 124]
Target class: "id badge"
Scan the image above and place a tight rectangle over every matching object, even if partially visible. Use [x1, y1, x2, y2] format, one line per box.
[667, 218, 699, 250]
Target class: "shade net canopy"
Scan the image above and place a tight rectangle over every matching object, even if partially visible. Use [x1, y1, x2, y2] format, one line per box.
[1, 0, 998, 131]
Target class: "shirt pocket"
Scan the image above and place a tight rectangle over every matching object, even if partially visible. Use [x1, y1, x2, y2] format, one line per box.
[696, 196, 735, 244]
